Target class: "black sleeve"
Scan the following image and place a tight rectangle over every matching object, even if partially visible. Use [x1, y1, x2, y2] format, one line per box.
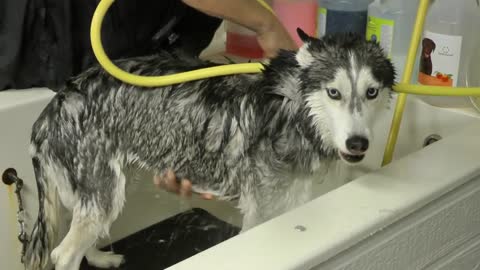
[0, 0, 221, 91]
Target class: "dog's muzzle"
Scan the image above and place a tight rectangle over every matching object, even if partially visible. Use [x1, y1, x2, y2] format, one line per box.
[340, 136, 369, 163]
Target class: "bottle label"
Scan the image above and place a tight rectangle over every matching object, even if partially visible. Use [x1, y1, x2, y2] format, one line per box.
[366, 16, 395, 58]
[418, 31, 463, 87]
[317, 7, 327, 37]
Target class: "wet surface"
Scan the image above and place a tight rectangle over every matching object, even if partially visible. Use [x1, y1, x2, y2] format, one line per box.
[79, 208, 240, 270]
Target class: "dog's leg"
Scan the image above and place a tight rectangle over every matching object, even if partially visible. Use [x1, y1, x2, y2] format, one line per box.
[266, 177, 313, 217]
[51, 156, 126, 270]
[239, 177, 314, 233]
[240, 208, 260, 232]
[238, 189, 262, 232]
[51, 201, 126, 270]
[85, 246, 125, 268]
[50, 207, 104, 270]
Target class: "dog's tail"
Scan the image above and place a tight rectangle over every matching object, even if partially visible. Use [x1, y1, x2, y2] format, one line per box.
[23, 155, 61, 270]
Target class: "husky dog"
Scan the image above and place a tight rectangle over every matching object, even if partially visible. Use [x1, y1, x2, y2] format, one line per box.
[24, 29, 395, 270]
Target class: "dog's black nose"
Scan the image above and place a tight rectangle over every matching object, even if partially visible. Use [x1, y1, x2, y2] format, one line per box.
[346, 136, 369, 154]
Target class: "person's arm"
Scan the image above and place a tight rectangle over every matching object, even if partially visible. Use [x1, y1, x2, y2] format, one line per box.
[182, 0, 297, 57]
[182, 0, 273, 33]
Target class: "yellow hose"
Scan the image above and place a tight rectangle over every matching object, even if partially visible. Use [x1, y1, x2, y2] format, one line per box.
[90, 0, 274, 87]
[394, 84, 480, 96]
[256, 0, 274, 13]
[381, 0, 430, 166]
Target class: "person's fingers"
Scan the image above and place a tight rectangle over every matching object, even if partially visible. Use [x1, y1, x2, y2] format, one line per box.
[153, 174, 163, 187]
[154, 169, 182, 194]
[180, 179, 192, 197]
[258, 30, 297, 58]
[164, 169, 180, 192]
[253, 10, 297, 56]
[165, 169, 175, 181]
[200, 193, 215, 200]
[154, 171, 216, 200]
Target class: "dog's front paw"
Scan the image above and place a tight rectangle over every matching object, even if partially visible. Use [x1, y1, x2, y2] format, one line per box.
[50, 246, 61, 265]
[86, 248, 125, 268]
[51, 245, 83, 270]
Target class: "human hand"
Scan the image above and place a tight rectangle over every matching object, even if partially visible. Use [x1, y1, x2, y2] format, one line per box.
[256, 14, 298, 58]
[182, 0, 297, 58]
[153, 169, 215, 200]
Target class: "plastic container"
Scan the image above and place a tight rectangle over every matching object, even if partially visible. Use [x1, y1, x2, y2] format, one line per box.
[317, 0, 373, 37]
[225, 21, 264, 59]
[468, 41, 480, 112]
[272, 0, 318, 46]
[366, 0, 417, 80]
[415, 0, 480, 108]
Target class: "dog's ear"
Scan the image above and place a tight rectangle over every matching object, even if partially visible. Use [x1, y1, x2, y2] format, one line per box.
[297, 28, 316, 44]
[295, 28, 319, 68]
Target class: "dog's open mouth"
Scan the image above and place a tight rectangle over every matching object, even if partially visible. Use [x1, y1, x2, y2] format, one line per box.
[339, 151, 365, 163]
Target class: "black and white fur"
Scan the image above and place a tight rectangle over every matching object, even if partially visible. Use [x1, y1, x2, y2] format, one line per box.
[24, 29, 395, 270]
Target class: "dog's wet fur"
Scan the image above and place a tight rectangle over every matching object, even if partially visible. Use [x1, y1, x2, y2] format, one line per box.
[24, 29, 395, 270]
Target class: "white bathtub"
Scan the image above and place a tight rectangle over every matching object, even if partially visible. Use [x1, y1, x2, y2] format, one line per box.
[1, 87, 480, 270]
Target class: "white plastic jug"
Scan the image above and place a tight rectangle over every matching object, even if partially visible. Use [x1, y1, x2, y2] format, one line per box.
[468, 44, 480, 111]
[366, 0, 418, 80]
[416, 0, 480, 108]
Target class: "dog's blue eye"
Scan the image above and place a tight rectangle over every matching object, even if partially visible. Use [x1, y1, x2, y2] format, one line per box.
[327, 88, 341, 100]
[366, 88, 379, 99]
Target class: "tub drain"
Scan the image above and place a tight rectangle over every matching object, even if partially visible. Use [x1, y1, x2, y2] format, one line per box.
[423, 134, 442, 147]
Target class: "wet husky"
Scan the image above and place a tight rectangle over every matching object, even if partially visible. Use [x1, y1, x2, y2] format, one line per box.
[24, 29, 395, 270]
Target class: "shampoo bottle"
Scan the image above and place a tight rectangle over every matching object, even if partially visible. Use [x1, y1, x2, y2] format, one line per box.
[416, 0, 480, 107]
